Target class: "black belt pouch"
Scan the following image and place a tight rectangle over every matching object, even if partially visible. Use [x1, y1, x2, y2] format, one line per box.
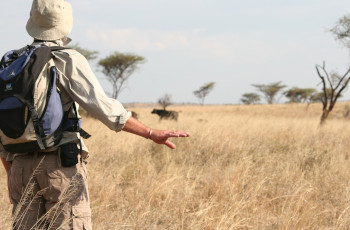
[60, 143, 79, 167]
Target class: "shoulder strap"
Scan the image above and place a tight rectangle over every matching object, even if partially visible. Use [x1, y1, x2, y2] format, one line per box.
[71, 103, 91, 139]
[24, 46, 67, 150]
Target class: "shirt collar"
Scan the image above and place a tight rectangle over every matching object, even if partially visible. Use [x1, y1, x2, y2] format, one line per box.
[31, 37, 72, 47]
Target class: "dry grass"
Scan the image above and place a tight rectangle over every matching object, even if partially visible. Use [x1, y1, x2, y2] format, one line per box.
[2, 102, 350, 229]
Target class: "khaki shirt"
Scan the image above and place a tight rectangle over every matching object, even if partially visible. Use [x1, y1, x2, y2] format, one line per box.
[0, 38, 131, 161]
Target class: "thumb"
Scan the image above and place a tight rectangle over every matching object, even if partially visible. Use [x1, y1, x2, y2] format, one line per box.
[165, 140, 176, 149]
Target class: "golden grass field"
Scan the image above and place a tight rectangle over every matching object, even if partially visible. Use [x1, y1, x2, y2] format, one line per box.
[2, 102, 350, 229]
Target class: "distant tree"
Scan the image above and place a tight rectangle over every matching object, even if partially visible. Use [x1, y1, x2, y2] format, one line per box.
[158, 94, 172, 110]
[98, 52, 145, 99]
[193, 82, 215, 105]
[240, 93, 260, 105]
[284, 87, 302, 103]
[309, 89, 343, 103]
[300, 88, 318, 103]
[68, 43, 99, 61]
[252, 81, 286, 104]
[330, 15, 350, 49]
[316, 62, 350, 125]
[284, 87, 317, 103]
[309, 91, 324, 103]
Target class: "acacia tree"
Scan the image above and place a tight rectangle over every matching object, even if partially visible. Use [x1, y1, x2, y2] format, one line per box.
[158, 94, 172, 110]
[252, 81, 286, 104]
[284, 87, 302, 103]
[240, 93, 260, 105]
[316, 62, 350, 125]
[98, 52, 145, 99]
[300, 88, 318, 103]
[193, 82, 215, 105]
[284, 87, 317, 103]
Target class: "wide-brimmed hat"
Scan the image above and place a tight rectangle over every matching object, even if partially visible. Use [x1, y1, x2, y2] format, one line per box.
[26, 0, 73, 41]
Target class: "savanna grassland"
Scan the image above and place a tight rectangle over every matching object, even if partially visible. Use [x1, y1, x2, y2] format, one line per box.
[2, 102, 350, 229]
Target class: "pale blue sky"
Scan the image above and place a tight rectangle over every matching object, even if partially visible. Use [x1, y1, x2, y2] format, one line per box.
[1, 1, 350, 104]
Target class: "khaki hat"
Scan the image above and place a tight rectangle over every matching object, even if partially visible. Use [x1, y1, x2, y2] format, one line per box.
[26, 0, 73, 41]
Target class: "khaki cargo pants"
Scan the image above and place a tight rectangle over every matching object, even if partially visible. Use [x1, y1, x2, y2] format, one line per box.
[9, 150, 92, 230]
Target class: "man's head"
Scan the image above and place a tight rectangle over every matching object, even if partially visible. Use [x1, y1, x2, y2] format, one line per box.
[26, 0, 73, 41]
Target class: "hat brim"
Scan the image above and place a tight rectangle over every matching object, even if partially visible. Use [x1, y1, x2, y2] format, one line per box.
[26, 18, 73, 41]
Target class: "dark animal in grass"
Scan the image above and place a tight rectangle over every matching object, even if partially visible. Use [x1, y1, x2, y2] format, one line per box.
[151, 109, 178, 121]
[131, 111, 139, 119]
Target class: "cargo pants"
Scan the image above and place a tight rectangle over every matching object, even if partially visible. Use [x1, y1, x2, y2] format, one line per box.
[8, 150, 92, 230]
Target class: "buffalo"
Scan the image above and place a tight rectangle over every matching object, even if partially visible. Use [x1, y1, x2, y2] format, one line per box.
[151, 109, 178, 121]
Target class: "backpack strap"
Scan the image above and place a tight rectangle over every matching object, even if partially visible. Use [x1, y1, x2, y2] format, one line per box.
[13, 46, 32, 57]
[26, 46, 67, 150]
[79, 128, 91, 139]
[71, 102, 91, 139]
[30, 105, 46, 149]
[70, 102, 90, 166]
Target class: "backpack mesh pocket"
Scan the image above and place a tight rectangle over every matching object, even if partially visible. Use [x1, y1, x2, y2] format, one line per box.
[0, 97, 30, 139]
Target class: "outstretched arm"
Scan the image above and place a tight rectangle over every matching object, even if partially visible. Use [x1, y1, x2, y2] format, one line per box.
[122, 117, 190, 149]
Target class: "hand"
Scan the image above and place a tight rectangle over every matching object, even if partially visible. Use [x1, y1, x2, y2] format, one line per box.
[150, 130, 190, 149]
[121, 117, 190, 149]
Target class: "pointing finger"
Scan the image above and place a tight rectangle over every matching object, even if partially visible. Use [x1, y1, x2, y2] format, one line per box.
[167, 131, 190, 137]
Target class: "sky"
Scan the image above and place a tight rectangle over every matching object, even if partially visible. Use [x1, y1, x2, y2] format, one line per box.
[1, 0, 350, 105]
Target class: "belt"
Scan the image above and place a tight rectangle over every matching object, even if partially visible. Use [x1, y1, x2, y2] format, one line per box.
[30, 148, 59, 155]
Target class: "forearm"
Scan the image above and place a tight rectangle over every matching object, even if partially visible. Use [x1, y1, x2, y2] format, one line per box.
[1, 158, 11, 175]
[122, 117, 151, 139]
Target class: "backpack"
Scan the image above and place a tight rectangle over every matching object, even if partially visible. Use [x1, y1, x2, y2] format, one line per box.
[0, 45, 84, 153]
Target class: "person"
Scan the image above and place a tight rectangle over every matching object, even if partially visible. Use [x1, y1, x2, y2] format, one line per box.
[0, 0, 190, 229]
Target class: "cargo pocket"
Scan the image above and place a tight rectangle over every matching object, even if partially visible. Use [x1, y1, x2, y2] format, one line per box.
[44, 167, 77, 203]
[9, 167, 24, 203]
[72, 204, 92, 230]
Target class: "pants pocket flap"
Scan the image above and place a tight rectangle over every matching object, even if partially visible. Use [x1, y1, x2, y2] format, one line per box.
[72, 204, 91, 218]
[72, 204, 92, 230]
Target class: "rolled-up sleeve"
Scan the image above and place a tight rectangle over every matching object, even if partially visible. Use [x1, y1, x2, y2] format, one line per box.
[53, 50, 131, 131]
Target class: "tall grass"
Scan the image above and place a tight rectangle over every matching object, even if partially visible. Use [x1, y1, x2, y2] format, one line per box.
[0, 157, 85, 229]
[2, 102, 350, 229]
